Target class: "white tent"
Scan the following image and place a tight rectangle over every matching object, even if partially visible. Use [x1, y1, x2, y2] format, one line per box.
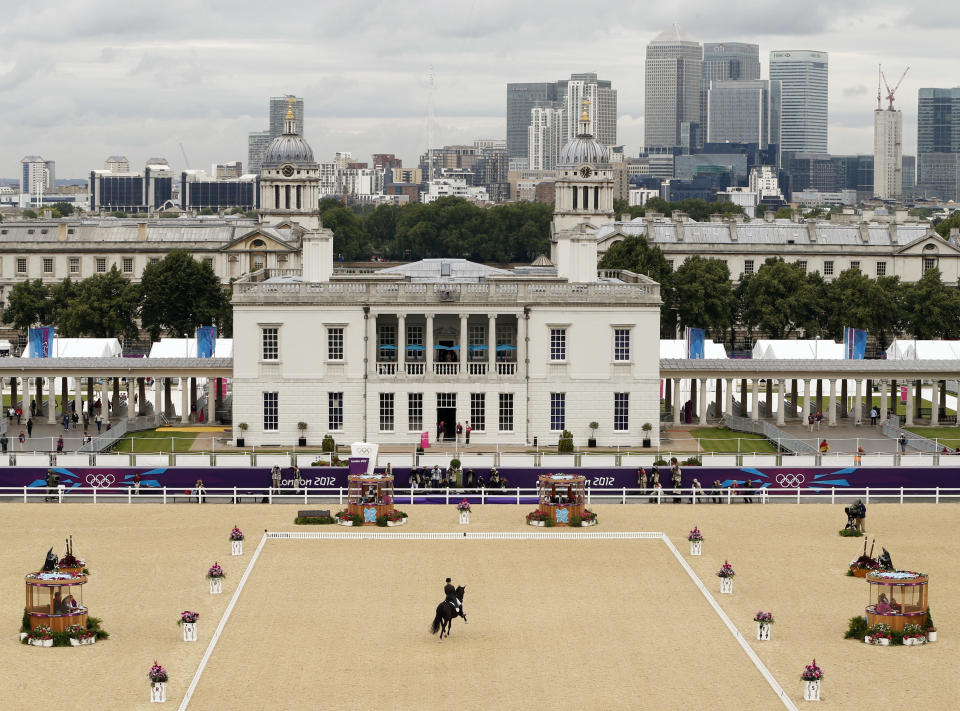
[659, 339, 728, 359]
[21, 337, 122, 358]
[751, 339, 844, 360]
[886, 340, 960, 360]
[148, 338, 233, 358]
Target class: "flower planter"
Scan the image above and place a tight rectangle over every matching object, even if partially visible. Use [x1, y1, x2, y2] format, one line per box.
[28, 637, 53, 647]
[850, 567, 870, 578]
[528, 520, 546, 527]
[928, 630, 938, 642]
[69, 636, 96, 646]
[719, 577, 734, 594]
[879, 638, 891, 646]
[231, 540, 243, 556]
[336, 519, 353, 527]
[864, 635, 873, 644]
[182, 622, 198, 642]
[209, 578, 223, 595]
[904, 637, 924, 646]
[459, 511, 470, 525]
[756, 622, 771, 641]
[803, 680, 820, 702]
[581, 518, 598, 527]
[19, 632, 27, 641]
[689, 540, 702, 556]
[151, 682, 167, 703]
[387, 518, 406, 527]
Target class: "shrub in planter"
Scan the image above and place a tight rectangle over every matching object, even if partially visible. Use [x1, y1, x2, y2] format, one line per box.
[294, 516, 335, 525]
[450, 458, 461, 470]
[844, 615, 869, 639]
[681, 457, 701, 466]
[543, 517, 556, 527]
[375, 515, 389, 527]
[588, 422, 598, 448]
[236, 422, 248, 446]
[570, 515, 582, 527]
[641, 422, 653, 448]
[350, 513, 364, 526]
[297, 421, 308, 446]
[321, 434, 336, 452]
[416, 446, 424, 454]
[839, 528, 864, 537]
[653, 458, 668, 466]
[557, 430, 574, 453]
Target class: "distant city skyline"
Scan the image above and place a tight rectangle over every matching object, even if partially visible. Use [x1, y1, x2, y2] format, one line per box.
[0, 1, 954, 177]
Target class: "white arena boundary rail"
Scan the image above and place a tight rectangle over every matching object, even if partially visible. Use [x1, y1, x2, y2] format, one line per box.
[177, 531, 796, 711]
[2, 485, 959, 505]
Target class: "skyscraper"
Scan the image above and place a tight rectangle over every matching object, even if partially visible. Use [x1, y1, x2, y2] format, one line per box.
[769, 51, 828, 154]
[528, 106, 564, 170]
[20, 156, 55, 194]
[506, 82, 560, 160]
[247, 95, 305, 175]
[873, 107, 902, 200]
[917, 88, 960, 200]
[644, 24, 702, 151]
[706, 79, 781, 158]
[700, 43, 760, 146]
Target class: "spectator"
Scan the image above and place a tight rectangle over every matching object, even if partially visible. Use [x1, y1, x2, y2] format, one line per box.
[465, 422, 471, 445]
[27, 418, 33, 438]
[292, 465, 303, 493]
[819, 439, 830, 454]
[870, 407, 878, 426]
[815, 411, 823, 429]
[712, 479, 722, 504]
[95, 413, 103, 433]
[18, 431, 25, 446]
[637, 468, 647, 494]
[62, 414, 70, 431]
[807, 412, 814, 431]
[691, 478, 702, 504]
[649, 482, 663, 504]
[194, 478, 206, 504]
[16, 406, 22, 424]
[0, 434, 7, 453]
[898, 434, 908, 454]
[133, 472, 141, 495]
[456, 422, 463, 444]
[56, 435, 64, 453]
[743, 480, 754, 504]
[437, 421, 445, 442]
[855, 446, 864, 466]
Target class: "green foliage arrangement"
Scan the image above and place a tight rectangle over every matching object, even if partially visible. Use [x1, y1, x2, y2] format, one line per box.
[321, 435, 336, 453]
[557, 430, 574, 453]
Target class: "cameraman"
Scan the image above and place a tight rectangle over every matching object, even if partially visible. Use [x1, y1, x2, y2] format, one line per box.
[853, 498, 866, 533]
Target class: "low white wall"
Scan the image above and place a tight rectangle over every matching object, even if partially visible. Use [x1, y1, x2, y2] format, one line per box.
[214, 454, 252, 467]
[579, 455, 617, 467]
[900, 455, 934, 467]
[499, 454, 537, 467]
[255, 454, 291, 468]
[296, 453, 333, 468]
[174, 454, 212, 467]
[862, 454, 895, 467]
[55, 455, 90, 467]
[741, 455, 777, 467]
[782, 455, 818, 467]
[95, 454, 131, 466]
[135, 455, 169, 468]
[620, 455, 657, 467]
[17, 454, 51, 466]
[699, 455, 738, 467]
[541, 454, 576, 468]
[460, 455, 495, 467]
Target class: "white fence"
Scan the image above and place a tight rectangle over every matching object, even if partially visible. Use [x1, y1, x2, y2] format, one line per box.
[2, 485, 957, 505]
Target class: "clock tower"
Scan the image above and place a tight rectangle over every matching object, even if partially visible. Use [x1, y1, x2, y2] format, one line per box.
[550, 100, 614, 282]
[259, 98, 321, 229]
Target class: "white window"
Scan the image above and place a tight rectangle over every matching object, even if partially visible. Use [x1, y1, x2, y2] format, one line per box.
[327, 327, 344, 360]
[500, 393, 513, 432]
[261, 327, 279, 361]
[550, 393, 565, 431]
[437, 392, 456, 409]
[203, 257, 214, 269]
[923, 257, 936, 272]
[468, 325, 486, 361]
[149, 257, 160, 265]
[823, 260, 834, 276]
[743, 259, 754, 276]
[614, 328, 630, 361]
[470, 393, 485, 431]
[876, 261, 887, 277]
[379, 393, 394, 431]
[499, 393, 514, 432]
[253, 255, 265, 270]
[796, 260, 807, 273]
[122, 257, 133, 273]
[614, 393, 629, 432]
[850, 260, 860, 271]
[95, 257, 106, 273]
[377, 324, 396, 361]
[16, 257, 27, 274]
[328, 392, 343, 431]
[408, 393, 423, 432]
[406, 326, 423, 361]
[549, 328, 566, 361]
[69, 257, 80, 274]
[263, 392, 278, 431]
[42, 258, 53, 274]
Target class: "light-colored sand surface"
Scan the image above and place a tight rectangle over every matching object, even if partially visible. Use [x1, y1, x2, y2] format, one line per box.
[1, 502, 957, 710]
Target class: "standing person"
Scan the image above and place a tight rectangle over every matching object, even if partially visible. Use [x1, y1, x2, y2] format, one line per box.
[95, 413, 102, 434]
[671, 463, 682, 490]
[807, 412, 814, 431]
[27, 418, 34, 438]
[854, 498, 867, 533]
[465, 422, 471, 446]
[431, 465, 441, 488]
[62, 413, 70, 431]
[870, 407, 878, 426]
[18, 431, 25, 446]
[691, 478, 702, 504]
[437, 421, 445, 442]
[637, 467, 647, 495]
[815, 411, 823, 430]
[133, 472, 141, 495]
[194, 479, 206, 504]
[46, 468, 58, 502]
[456, 422, 463, 444]
[898, 433, 908, 454]
[16, 406, 22, 424]
[0, 434, 7, 454]
[271, 465, 282, 495]
[6, 406, 12, 422]
[712, 479, 723, 504]
[56, 435, 64, 454]
[819, 439, 829, 454]
[292, 465, 303, 493]
[71, 410, 79, 429]
[30, 399, 36, 417]
[82, 411, 89, 431]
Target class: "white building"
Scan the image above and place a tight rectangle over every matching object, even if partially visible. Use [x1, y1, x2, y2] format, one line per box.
[231, 111, 662, 447]
[874, 106, 903, 200]
[769, 50, 828, 154]
[20, 156, 55, 196]
[528, 106, 563, 171]
[104, 155, 130, 173]
[422, 179, 488, 204]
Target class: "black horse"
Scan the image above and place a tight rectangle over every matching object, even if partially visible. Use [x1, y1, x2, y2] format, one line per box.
[430, 585, 466, 640]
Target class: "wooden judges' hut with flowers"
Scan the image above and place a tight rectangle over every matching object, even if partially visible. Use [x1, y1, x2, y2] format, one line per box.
[535, 474, 588, 525]
[865, 570, 929, 632]
[347, 473, 396, 524]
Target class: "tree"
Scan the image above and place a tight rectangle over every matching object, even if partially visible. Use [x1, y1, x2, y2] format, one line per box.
[58, 268, 139, 339]
[139, 250, 230, 340]
[598, 234, 676, 335]
[774, 207, 792, 219]
[740, 258, 821, 338]
[51, 202, 74, 217]
[934, 211, 960, 239]
[1, 279, 50, 332]
[671, 257, 735, 339]
[22, 209, 37, 219]
[199, 207, 215, 216]
[823, 267, 875, 340]
[903, 268, 960, 339]
[48, 278, 78, 325]
[322, 206, 369, 260]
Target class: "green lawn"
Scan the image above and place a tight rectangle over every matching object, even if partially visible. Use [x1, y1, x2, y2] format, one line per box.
[690, 427, 778, 454]
[904, 427, 960, 448]
[114, 430, 198, 453]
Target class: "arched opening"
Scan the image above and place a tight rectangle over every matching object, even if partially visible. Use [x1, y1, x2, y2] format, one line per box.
[572, 185, 578, 210]
[274, 185, 280, 209]
[582, 185, 589, 210]
[284, 185, 291, 209]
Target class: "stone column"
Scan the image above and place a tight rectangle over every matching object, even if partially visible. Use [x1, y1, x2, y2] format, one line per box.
[854, 379, 863, 425]
[879, 380, 888, 422]
[488, 314, 496, 375]
[519, 310, 529, 377]
[905, 382, 914, 427]
[154, 377, 162, 419]
[672, 378, 681, 426]
[931, 381, 940, 426]
[426, 313, 434, 375]
[47, 377, 56, 424]
[180, 378, 189, 423]
[828, 379, 837, 426]
[740, 379, 748, 417]
[73, 377, 82, 422]
[699, 378, 708, 425]
[804, 378, 813, 421]
[127, 378, 135, 421]
[724, 378, 733, 418]
[776, 379, 785, 426]
[751, 379, 759, 421]
[459, 313, 468, 375]
[397, 313, 406, 377]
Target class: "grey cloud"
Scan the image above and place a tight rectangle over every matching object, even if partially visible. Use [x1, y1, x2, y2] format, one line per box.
[844, 85, 870, 97]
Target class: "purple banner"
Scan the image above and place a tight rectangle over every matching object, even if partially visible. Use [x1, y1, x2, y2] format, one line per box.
[348, 458, 369, 475]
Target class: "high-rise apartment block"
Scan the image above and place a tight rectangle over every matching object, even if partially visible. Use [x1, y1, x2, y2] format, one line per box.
[215, 161, 244, 179]
[247, 95, 305, 175]
[700, 43, 760, 146]
[506, 82, 560, 160]
[644, 25, 702, 151]
[528, 106, 564, 170]
[104, 155, 130, 173]
[917, 88, 960, 200]
[873, 107, 902, 200]
[20, 156, 55, 194]
[769, 51, 828, 154]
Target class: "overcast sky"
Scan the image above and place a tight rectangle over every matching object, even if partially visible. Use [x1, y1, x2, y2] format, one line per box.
[1, 0, 957, 179]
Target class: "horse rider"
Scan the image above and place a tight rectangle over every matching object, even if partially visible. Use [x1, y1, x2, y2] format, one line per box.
[444, 577, 462, 616]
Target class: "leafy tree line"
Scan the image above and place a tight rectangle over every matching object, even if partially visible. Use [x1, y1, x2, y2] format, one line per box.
[613, 197, 746, 222]
[2, 250, 231, 343]
[599, 235, 960, 345]
[319, 196, 553, 263]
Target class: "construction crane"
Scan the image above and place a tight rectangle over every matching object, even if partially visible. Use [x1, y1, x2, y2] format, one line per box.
[179, 142, 191, 170]
[878, 65, 910, 111]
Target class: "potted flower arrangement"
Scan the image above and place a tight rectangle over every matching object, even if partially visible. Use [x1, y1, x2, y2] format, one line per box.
[149, 661, 168, 703]
[580, 509, 598, 527]
[457, 499, 471, 524]
[754, 611, 774, 641]
[230, 526, 244, 556]
[801, 659, 823, 701]
[848, 554, 879, 577]
[207, 562, 225, 594]
[902, 623, 925, 646]
[688, 526, 703, 556]
[526, 510, 549, 527]
[179, 611, 199, 642]
[866, 623, 892, 646]
[27, 625, 54, 647]
[386, 509, 407, 526]
[236, 422, 248, 447]
[335, 510, 353, 526]
[67, 624, 96, 646]
[297, 421, 307, 447]
[641, 422, 653, 448]
[716, 560, 735, 594]
[927, 626, 937, 643]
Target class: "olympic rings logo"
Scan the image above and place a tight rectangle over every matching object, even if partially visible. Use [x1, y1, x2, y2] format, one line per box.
[775, 473, 805, 488]
[85, 473, 116, 488]
[356, 446, 372, 455]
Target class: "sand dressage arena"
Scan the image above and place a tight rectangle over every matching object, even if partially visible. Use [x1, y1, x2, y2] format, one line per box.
[1, 503, 958, 709]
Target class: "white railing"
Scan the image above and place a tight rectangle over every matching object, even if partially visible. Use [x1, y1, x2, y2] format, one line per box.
[406, 362, 425, 376]
[3, 485, 956, 505]
[468, 363, 487, 376]
[433, 363, 459, 376]
[376, 362, 397, 375]
[496, 362, 517, 375]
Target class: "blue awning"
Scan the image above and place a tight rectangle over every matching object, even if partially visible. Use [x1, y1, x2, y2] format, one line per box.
[405, 344, 425, 351]
[496, 344, 517, 351]
[468, 344, 489, 351]
[378, 344, 398, 350]
[434, 344, 460, 350]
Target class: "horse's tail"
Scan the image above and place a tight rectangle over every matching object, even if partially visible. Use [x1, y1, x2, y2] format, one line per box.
[431, 607, 442, 635]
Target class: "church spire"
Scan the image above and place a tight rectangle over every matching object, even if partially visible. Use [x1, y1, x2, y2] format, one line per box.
[284, 98, 297, 135]
[578, 99, 591, 137]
